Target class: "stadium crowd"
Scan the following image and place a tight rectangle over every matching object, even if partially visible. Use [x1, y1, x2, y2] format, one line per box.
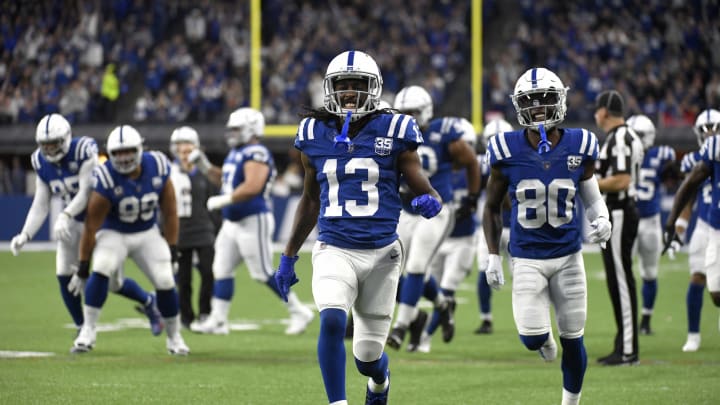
[483, 0, 720, 125]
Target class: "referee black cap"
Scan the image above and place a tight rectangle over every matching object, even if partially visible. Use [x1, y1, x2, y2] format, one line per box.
[595, 90, 625, 116]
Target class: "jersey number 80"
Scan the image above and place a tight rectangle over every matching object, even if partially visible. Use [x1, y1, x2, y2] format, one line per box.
[516, 178, 575, 229]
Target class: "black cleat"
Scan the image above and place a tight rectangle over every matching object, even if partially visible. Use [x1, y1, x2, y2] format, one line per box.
[474, 320, 493, 334]
[438, 298, 456, 343]
[598, 353, 639, 366]
[406, 310, 429, 352]
[386, 326, 407, 350]
[596, 351, 619, 364]
[639, 315, 653, 335]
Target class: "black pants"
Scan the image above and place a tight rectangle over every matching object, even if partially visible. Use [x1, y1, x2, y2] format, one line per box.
[177, 245, 214, 326]
[600, 204, 639, 356]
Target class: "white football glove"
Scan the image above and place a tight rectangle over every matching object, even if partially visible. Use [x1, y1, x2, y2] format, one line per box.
[10, 232, 29, 256]
[188, 149, 211, 174]
[206, 194, 233, 211]
[587, 217, 612, 248]
[67, 273, 86, 297]
[53, 211, 73, 242]
[485, 254, 505, 290]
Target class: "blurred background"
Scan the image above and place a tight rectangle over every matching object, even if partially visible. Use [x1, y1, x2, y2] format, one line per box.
[0, 0, 718, 240]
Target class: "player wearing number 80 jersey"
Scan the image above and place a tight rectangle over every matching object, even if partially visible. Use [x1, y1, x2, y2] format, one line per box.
[484, 67, 611, 405]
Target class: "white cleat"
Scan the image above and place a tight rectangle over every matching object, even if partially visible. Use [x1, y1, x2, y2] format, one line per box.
[682, 333, 701, 352]
[192, 316, 230, 335]
[285, 306, 314, 335]
[71, 326, 97, 354]
[167, 334, 190, 356]
[538, 331, 558, 362]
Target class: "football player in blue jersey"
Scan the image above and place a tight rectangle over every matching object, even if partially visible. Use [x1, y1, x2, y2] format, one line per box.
[415, 117, 482, 352]
[9, 114, 163, 340]
[665, 109, 720, 352]
[483, 68, 611, 405]
[475, 118, 514, 335]
[71, 125, 189, 355]
[626, 114, 677, 335]
[187, 107, 315, 336]
[273, 50, 441, 405]
[387, 85, 481, 351]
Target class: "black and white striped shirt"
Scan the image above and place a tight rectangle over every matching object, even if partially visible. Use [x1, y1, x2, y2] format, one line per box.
[596, 124, 644, 208]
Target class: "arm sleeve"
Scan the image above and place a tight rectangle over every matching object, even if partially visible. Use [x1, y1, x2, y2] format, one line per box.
[63, 157, 97, 217]
[579, 175, 609, 222]
[20, 176, 52, 239]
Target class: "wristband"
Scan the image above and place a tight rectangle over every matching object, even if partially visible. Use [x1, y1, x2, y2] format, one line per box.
[77, 261, 90, 279]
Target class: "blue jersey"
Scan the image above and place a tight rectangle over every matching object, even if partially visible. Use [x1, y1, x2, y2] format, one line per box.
[92, 151, 171, 233]
[31, 136, 98, 221]
[699, 135, 720, 229]
[449, 154, 487, 237]
[636, 145, 676, 217]
[681, 151, 712, 224]
[401, 117, 463, 212]
[487, 128, 599, 259]
[295, 113, 423, 249]
[220, 143, 276, 221]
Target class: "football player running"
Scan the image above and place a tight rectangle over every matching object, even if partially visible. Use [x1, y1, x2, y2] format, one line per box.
[626, 114, 677, 335]
[273, 50, 441, 405]
[475, 118, 514, 335]
[10, 114, 163, 339]
[665, 109, 720, 352]
[484, 68, 611, 405]
[387, 85, 481, 351]
[71, 125, 189, 355]
[189, 107, 314, 336]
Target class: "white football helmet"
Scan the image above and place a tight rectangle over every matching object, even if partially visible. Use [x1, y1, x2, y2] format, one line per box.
[693, 109, 720, 147]
[482, 118, 514, 141]
[170, 126, 200, 157]
[394, 85, 433, 127]
[106, 125, 144, 174]
[510, 67, 568, 130]
[323, 50, 383, 121]
[35, 114, 72, 163]
[626, 114, 656, 150]
[226, 107, 264, 148]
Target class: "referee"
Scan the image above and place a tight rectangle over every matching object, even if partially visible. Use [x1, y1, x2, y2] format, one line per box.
[594, 90, 644, 366]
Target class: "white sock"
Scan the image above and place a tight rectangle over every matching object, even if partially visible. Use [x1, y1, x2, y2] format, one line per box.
[394, 303, 415, 328]
[481, 313, 492, 321]
[642, 308, 653, 316]
[285, 291, 303, 312]
[165, 315, 181, 338]
[84, 305, 101, 329]
[562, 388, 581, 405]
[434, 293, 447, 308]
[368, 375, 389, 393]
[329, 401, 348, 405]
[210, 297, 231, 322]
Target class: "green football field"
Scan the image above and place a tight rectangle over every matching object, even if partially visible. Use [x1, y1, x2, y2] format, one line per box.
[0, 250, 717, 404]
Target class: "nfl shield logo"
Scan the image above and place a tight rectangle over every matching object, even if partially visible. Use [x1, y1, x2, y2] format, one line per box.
[152, 176, 162, 189]
[567, 155, 582, 171]
[113, 186, 123, 196]
[374, 137, 393, 156]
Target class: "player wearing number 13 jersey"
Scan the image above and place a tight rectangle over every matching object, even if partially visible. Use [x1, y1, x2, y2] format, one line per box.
[276, 50, 442, 405]
[73, 125, 189, 356]
[484, 67, 612, 405]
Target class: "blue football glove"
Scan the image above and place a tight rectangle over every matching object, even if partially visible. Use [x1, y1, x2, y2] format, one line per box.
[411, 194, 442, 218]
[275, 254, 300, 302]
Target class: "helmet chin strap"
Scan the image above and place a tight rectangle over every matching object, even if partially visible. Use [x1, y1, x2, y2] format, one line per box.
[334, 110, 353, 152]
[537, 123, 552, 154]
